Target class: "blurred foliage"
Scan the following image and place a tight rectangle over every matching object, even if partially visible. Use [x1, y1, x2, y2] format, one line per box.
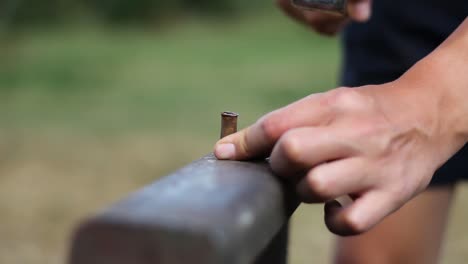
[0, 15, 340, 134]
[0, 0, 266, 27]
[0, 10, 341, 263]
[1, 0, 79, 25]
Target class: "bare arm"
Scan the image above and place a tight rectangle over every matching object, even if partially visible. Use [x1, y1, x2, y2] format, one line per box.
[214, 18, 468, 236]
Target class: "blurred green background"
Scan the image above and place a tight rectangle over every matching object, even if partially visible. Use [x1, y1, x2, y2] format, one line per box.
[1, 1, 468, 263]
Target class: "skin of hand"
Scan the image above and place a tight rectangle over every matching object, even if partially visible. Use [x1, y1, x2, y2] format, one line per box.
[214, 19, 468, 236]
[277, 0, 372, 36]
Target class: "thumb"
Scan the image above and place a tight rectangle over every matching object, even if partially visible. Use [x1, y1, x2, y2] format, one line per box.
[214, 116, 283, 161]
[347, 0, 372, 22]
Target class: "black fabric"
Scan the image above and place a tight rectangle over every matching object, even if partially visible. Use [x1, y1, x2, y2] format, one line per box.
[340, 0, 468, 185]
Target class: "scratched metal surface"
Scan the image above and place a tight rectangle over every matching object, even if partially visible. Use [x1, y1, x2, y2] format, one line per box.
[69, 154, 299, 264]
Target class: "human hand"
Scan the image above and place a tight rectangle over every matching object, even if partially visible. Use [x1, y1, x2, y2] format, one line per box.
[277, 0, 372, 35]
[214, 62, 466, 235]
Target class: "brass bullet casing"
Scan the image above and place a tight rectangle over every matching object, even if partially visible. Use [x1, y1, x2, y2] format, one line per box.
[220, 112, 239, 139]
[292, 0, 347, 16]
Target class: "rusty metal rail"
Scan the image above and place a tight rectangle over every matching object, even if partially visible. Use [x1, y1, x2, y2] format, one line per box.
[68, 112, 300, 264]
[69, 155, 299, 264]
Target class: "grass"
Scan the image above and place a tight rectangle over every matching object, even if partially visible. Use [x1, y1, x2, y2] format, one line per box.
[0, 14, 340, 135]
[0, 11, 467, 264]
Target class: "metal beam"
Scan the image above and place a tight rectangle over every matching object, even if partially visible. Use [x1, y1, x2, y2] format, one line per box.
[69, 154, 299, 264]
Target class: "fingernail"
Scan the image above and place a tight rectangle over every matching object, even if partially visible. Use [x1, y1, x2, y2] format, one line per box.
[351, 2, 371, 22]
[215, 143, 236, 160]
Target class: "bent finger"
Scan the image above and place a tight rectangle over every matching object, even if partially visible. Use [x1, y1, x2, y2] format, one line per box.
[277, 0, 348, 35]
[325, 191, 402, 236]
[269, 126, 358, 178]
[303, 13, 349, 35]
[296, 158, 371, 203]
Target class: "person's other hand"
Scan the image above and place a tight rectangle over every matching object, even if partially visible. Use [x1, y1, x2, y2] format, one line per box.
[213, 59, 466, 236]
[277, 0, 372, 35]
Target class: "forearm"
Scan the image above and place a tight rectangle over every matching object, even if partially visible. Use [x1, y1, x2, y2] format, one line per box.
[375, 18, 468, 161]
[425, 17, 468, 142]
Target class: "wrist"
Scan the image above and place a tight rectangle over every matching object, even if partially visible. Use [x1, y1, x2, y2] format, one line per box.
[414, 46, 468, 144]
[424, 18, 468, 142]
[358, 50, 466, 169]
[383, 49, 468, 162]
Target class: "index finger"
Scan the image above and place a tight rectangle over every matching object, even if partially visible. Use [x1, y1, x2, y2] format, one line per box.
[214, 93, 332, 160]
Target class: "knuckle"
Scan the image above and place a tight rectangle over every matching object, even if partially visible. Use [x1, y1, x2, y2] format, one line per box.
[321, 87, 381, 118]
[326, 87, 366, 109]
[259, 112, 283, 142]
[279, 131, 303, 160]
[306, 170, 333, 200]
[331, 87, 356, 101]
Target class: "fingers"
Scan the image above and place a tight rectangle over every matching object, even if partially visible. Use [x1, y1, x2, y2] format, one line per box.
[296, 158, 370, 203]
[325, 191, 401, 236]
[347, 0, 372, 22]
[278, 0, 373, 30]
[277, 0, 348, 35]
[304, 14, 349, 36]
[277, 0, 307, 23]
[214, 94, 332, 160]
[278, 0, 372, 27]
[269, 127, 357, 178]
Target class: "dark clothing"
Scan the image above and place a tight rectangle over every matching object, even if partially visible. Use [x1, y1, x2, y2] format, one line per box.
[341, 0, 468, 185]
